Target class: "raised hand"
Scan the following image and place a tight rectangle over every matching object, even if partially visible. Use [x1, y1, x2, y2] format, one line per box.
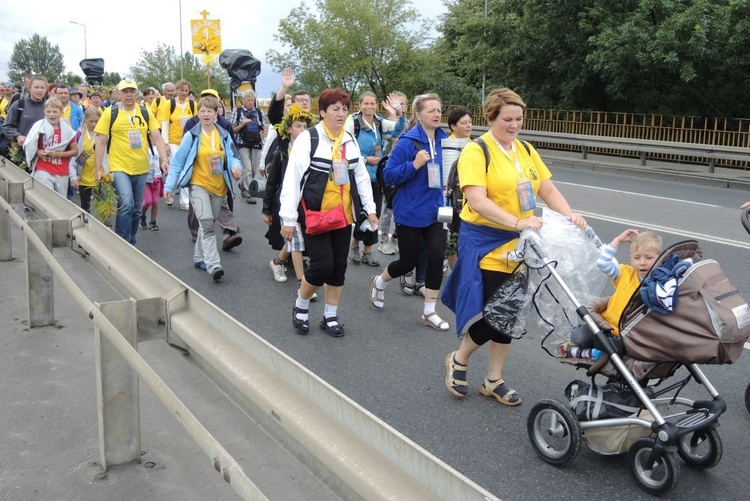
[280, 68, 295, 90]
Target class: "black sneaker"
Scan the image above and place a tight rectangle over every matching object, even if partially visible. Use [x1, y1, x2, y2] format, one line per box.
[139, 217, 147, 229]
[149, 221, 160, 231]
[211, 267, 224, 281]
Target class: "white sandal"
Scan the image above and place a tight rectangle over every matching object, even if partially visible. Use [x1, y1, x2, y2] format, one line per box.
[369, 275, 385, 309]
[421, 312, 449, 331]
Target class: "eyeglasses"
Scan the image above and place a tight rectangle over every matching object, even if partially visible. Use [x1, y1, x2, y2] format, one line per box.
[295, 98, 311, 104]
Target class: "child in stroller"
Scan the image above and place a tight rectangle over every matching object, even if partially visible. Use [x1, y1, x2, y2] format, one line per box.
[557, 229, 661, 361]
[525, 230, 749, 496]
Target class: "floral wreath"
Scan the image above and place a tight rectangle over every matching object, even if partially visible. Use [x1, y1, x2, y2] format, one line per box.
[274, 104, 315, 140]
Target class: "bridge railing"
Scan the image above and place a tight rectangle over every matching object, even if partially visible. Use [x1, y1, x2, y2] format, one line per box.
[0, 157, 497, 501]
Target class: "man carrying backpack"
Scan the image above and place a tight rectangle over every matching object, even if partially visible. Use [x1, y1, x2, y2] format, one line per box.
[3, 75, 49, 152]
[231, 89, 266, 204]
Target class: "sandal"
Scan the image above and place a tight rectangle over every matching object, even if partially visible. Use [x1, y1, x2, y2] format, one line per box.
[369, 275, 385, 309]
[399, 273, 414, 295]
[445, 351, 468, 397]
[479, 378, 522, 406]
[421, 312, 449, 331]
[319, 317, 345, 338]
[292, 306, 309, 335]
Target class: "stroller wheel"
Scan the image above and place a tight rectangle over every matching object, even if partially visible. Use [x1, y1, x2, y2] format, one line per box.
[677, 428, 722, 470]
[628, 437, 681, 496]
[527, 399, 581, 466]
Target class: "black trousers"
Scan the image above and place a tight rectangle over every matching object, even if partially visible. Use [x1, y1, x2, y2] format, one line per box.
[303, 225, 351, 287]
[386, 222, 446, 290]
[468, 269, 514, 345]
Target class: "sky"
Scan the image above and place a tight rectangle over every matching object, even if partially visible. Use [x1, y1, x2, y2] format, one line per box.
[0, 0, 447, 98]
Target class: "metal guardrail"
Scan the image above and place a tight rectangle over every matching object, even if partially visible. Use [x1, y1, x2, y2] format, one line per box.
[462, 126, 749, 173]
[0, 157, 498, 501]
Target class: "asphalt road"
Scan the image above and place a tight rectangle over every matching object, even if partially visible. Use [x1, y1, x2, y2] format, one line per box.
[135, 165, 750, 501]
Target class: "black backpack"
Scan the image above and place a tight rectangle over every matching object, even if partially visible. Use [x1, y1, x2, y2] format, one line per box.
[375, 138, 424, 208]
[235, 107, 265, 146]
[445, 138, 531, 232]
[352, 112, 383, 140]
[169, 97, 195, 116]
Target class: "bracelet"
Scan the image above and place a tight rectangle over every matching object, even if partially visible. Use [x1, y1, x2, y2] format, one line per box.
[513, 218, 520, 231]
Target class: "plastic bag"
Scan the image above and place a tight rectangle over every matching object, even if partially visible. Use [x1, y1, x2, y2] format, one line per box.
[482, 264, 531, 339]
[509, 209, 610, 352]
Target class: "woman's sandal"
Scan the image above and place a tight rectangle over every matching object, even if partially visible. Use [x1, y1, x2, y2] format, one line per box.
[421, 311, 449, 331]
[369, 275, 385, 309]
[292, 306, 309, 335]
[445, 351, 468, 397]
[479, 378, 522, 406]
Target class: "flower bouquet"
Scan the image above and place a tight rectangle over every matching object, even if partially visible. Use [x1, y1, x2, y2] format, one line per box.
[91, 173, 118, 224]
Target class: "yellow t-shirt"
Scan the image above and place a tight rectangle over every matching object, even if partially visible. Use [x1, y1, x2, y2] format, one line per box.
[601, 265, 640, 335]
[0, 97, 8, 119]
[458, 132, 551, 272]
[157, 98, 195, 145]
[94, 105, 160, 176]
[79, 129, 97, 187]
[189, 127, 227, 197]
[145, 99, 159, 118]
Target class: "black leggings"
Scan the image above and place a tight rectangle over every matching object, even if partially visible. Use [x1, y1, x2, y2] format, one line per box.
[468, 269, 514, 345]
[303, 225, 350, 287]
[79, 185, 94, 213]
[386, 223, 446, 290]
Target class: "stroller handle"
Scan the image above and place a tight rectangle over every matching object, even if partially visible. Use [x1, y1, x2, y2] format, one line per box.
[742, 208, 750, 235]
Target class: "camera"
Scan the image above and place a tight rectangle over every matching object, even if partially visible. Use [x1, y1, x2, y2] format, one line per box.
[437, 206, 453, 224]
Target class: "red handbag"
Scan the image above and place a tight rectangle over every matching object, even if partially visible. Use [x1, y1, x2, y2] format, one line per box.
[302, 185, 348, 235]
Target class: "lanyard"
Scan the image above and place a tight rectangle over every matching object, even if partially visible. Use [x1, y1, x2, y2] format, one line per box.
[491, 135, 523, 176]
[84, 128, 92, 145]
[123, 107, 137, 129]
[427, 138, 436, 161]
[362, 116, 379, 143]
[321, 122, 345, 161]
[201, 127, 218, 152]
[176, 99, 188, 113]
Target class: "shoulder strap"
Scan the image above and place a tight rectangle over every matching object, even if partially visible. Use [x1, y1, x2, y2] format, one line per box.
[410, 138, 424, 151]
[353, 113, 361, 138]
[474, 137, 491, 172]
[107, 106, 119, 151]
[189, 100, 195, 115]
[308, 127, 319, 162]
[170, 98, 176, 115]
[140, 105, 154, 155]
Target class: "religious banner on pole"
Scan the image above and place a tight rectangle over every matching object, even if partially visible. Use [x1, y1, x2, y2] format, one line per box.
[191, 10, 221, 86]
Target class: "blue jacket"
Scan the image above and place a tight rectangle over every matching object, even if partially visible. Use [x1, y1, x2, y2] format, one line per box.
[382, 123, 448, 228]
[164, 122, 241, 197]
[66, 103, 84, 131]
[441, 221, 519, 336]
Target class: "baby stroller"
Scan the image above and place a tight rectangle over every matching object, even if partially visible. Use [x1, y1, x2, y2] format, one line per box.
[518, 231, 750, 496]
[742, 208, 750, 415]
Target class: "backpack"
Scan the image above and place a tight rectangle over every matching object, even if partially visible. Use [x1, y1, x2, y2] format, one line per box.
[107, 104, 154, 155]
[375, 138, 424, 207]
[235, 107, 265, 146]
[169, 97, 195, 116]
[0, 99, 25, 155]
[445, 138, 531, 232]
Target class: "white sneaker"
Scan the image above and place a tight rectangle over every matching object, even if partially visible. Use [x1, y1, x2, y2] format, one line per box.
[379, 242, 396, 255]
[269, 259, 288, 283]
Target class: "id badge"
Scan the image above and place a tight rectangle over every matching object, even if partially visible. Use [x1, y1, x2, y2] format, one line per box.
[76, 151, 89, 166]
[128, 131, 142, 149]
[427, 161, 441, 189]
[332, 160, 349, 185]
[210, 156, 223, 175]
[517, 179, 536, 211]
[373, 144, 381, 158]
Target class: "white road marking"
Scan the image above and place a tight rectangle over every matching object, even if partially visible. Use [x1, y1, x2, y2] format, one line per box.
[555, 181, 720, 208]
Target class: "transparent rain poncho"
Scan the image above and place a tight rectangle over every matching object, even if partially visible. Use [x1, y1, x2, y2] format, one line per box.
[482, 209, 611, 355]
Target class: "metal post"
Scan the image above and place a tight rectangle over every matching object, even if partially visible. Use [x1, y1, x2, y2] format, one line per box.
[96, 299, 141, 470]
[640, 151, 647, 166]
[26, 219, 54, 327]
[0, 182, 11, 261]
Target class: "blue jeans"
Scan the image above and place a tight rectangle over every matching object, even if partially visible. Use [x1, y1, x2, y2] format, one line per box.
[112, 171, 147, 245]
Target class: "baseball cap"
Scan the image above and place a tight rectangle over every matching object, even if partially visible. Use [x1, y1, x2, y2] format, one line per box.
[70, 87, 83, 96]
[117, 80, 138, 91]
[200, 88, 220, 98]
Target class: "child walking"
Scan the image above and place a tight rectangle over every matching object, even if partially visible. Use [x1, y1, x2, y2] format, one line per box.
[140, 147, 165, 230]
[75, 106, 101, 212]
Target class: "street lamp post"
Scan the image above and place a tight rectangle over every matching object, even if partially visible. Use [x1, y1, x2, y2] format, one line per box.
[69, 21, 87, 59]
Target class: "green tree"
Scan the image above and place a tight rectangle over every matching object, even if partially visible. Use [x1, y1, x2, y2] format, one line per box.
[7, 34, 65, 82]
[102, 72, 123, 87]
[59, 72, 83, 87]
[267, 0, 432, 98]
[129, 43, 230, 98]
